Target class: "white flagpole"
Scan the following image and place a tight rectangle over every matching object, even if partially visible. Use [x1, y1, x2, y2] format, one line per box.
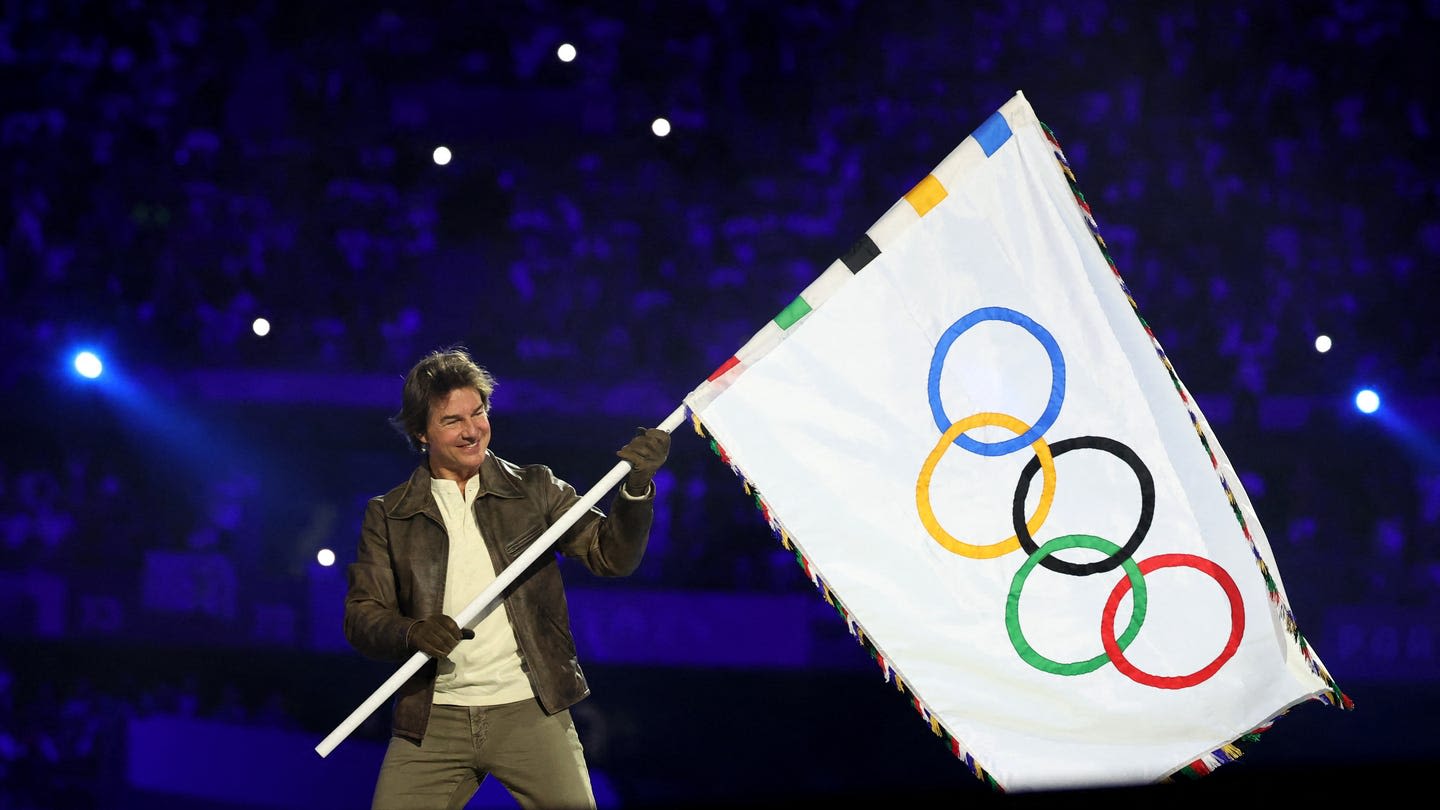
[315, 404, 689, 758]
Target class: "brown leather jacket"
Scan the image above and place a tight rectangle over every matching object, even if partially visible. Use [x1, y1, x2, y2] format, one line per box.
[343, 451, 654, 745]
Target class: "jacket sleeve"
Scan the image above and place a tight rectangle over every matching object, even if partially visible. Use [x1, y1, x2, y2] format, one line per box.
[344, 497, 417, 661]
[546, 468, 654, 576]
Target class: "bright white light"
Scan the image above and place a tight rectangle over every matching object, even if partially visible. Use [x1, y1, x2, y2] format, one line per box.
[1354, 388, 1380, 414]
[651, 117, 671, 137]
[252, 317, 271, 337]
[1313, 334, 1332, 353]
[433, 145, 452, 165]
[74, 351, 103, 379]
[557, 43, 577, 62]
[316, 548, 336, 567]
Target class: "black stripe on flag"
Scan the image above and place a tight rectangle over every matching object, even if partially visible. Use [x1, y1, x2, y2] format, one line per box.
[840, 235, 880, 273]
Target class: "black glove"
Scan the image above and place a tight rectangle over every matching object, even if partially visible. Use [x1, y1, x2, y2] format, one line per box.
[617, 427, 671, 495]
[407, 614, 474, 659]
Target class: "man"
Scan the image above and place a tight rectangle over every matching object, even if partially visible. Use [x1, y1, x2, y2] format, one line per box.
[344, 346, 670, 810]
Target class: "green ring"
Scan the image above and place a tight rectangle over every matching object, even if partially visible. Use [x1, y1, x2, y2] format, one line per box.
[1006, 534, 1148, 675]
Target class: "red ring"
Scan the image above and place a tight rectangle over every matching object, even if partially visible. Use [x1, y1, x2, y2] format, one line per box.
[1099, 553, 1244, 689]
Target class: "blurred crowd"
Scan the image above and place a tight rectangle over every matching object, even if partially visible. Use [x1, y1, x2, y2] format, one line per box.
[0, 650, 318, 810]
[3, 2, 1431, 387]
[1, 0, 1438, 803]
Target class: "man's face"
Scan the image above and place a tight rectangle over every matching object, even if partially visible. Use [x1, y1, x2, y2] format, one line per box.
[422, 387, 491, 482]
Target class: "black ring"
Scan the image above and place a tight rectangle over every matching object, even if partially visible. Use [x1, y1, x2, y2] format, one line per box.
[1011, 436, 1155, 575]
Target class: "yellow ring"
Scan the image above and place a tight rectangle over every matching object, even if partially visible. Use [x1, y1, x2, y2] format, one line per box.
[916, 412, 1056, 559]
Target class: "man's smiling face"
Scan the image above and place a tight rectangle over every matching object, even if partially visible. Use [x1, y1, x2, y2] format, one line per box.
[422, 386, 490, 483]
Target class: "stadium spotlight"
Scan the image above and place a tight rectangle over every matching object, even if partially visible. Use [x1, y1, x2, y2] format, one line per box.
[73, 350, 103, 379]
[316, 548, 336, 567]
[557, 42, 577, 62]
[252, 317, 271, 337]
[433, 145, 452, 165]
[1354, 388, 1380, 414]
[651, 117, 671, 137]
[1313, 334, 1332, 353]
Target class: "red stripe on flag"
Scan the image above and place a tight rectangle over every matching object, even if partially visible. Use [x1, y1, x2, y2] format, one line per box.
[707, 356, 740, 381]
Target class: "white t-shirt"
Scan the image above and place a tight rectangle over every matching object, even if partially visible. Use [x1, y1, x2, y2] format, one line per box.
[428, 476, 535, 706]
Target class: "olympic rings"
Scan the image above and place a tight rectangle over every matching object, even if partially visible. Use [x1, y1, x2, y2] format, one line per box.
[1099, 554, 1244, 689]
[1005, 534, 1147, 675]
[1011, 436, 1155, 576]
[917, 413, 1056, 559]
[916, 305, 1243, 688]
[928, 307, 1066, 457]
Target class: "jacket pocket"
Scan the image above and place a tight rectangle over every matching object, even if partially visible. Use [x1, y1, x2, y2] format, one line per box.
[503, 524, 546, 556]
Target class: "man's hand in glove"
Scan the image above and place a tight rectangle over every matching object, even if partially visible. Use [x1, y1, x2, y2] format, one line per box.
[407, 614, 474, 659]
[617, 427, 671, 497]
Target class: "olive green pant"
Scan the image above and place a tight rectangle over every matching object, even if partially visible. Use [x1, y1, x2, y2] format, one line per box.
[371, 700, 595, 810]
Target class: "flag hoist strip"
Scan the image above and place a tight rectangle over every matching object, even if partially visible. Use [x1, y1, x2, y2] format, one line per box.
[682, 90, 1349, 792]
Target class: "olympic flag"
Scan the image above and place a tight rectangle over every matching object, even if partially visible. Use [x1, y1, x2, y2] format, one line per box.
[682, 91, 1349, 792]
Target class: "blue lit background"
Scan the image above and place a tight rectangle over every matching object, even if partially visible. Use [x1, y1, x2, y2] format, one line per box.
[2, 2, 1437, 806]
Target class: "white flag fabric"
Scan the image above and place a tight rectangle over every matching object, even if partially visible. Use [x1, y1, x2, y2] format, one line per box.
[683, 91, 1348, 792]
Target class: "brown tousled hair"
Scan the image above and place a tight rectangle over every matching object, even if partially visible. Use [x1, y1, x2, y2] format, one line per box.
[389, 346, 497, 452]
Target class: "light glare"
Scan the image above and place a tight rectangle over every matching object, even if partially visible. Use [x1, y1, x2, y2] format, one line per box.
[557, 43, 576, 62]
[651, 117, 671, 137]
[252, 317, 271, 337]
[433, 145, 452, 165]
[1314, 334, 1331, 353]
[1354, 388, 1380, 414]
[317, 548, 336, 567]
[74, 351, 103, 379]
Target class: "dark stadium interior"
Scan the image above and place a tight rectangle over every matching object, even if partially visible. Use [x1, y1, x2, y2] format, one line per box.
[2, 1, 1437, 807]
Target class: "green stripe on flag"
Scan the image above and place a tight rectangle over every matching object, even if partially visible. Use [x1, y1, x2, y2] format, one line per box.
[774, 296, 812, 330]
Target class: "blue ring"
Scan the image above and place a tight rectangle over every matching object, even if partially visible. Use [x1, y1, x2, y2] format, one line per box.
[928, 307, 1066, 456]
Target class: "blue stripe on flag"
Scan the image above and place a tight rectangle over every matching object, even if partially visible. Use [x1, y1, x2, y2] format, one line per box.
[973, 112, 1012, 156]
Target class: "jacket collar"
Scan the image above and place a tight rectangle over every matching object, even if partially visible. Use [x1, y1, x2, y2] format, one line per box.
[386, 451, 524, 519]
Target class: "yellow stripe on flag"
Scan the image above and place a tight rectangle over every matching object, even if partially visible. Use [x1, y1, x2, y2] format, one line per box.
[904, 174, 947, 216]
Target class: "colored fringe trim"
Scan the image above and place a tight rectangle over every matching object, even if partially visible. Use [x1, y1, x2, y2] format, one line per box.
[1041, 121, 1352, 718]
[680, 115, 1353, 792]
[688, 410, 1005, 793]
